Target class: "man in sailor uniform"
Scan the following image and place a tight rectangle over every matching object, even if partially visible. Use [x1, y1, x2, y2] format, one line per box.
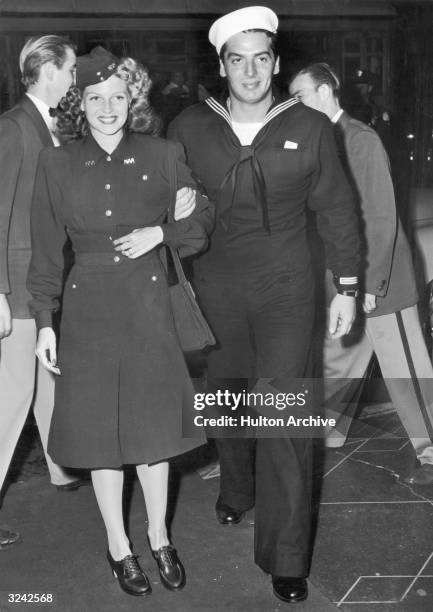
[169, 6, 360, 603]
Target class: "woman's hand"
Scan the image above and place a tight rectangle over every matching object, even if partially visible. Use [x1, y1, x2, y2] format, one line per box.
[113, 226, 164, 259]
[0, 294, 12, 339]
[328, 294, 356, 338]
[174, 187, 196, 220]
[36, 327, 61, 375]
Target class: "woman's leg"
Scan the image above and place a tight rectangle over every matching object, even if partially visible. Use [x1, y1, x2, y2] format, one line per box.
[137, 461, 185, 591]
[136, 462, 169, 550]
[91, 468, 131, 560]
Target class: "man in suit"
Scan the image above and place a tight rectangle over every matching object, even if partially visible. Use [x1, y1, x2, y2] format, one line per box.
[289, 62, 433, 486]
[0, 35, 82, 549]
[169, 7, 360, 603]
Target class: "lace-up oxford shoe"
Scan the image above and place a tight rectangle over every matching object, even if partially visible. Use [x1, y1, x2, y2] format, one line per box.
[107, 550, 151, 596]
[152, 545, 186, 591]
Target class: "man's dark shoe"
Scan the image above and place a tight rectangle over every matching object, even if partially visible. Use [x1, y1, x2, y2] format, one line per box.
[107, 550, 151, 596]
[152, 545, 186, 591]
[403, 464, 433, 486]
[272, 576, 308, 603]
[55, 478, 90, 492]
[215, 496, 245, 525]
[0, 527, 21, 549]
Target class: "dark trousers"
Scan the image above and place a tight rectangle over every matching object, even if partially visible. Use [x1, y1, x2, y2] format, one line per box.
[196, 267, 314, 576]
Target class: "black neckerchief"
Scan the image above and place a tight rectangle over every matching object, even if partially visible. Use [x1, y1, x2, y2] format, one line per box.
[205, 88, 298, 234]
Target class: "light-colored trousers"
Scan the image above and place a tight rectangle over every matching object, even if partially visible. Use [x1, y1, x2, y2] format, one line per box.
[324, 304, 433, 464]
[0, 318, 75, 492]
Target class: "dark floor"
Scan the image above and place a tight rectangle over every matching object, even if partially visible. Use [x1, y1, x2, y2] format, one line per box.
[1, 402, 432, 612]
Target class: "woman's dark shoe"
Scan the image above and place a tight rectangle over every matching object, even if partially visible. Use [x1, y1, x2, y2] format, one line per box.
[152, 545, 186, 591]
[107, 550, 151, 596]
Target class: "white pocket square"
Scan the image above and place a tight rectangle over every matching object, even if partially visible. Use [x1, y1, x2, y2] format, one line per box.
[284, 140, 298, 149]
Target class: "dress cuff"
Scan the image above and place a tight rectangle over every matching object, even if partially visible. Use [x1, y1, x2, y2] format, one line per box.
[161, 223, 176, 246]
[34, 310, 53, 331]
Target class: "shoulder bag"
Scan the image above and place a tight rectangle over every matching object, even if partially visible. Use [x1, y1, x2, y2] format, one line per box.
[165, 141, 216, 353]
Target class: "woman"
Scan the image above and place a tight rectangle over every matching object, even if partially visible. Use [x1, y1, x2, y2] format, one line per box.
[27, 47, 213, 597]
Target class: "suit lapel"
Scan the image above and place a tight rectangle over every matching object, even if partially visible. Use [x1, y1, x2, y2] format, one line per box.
[18, 95, 53, 148]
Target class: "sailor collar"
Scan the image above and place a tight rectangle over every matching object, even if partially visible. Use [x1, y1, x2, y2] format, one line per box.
[205, 93, 299, 129]
[203, 92, 300, 234]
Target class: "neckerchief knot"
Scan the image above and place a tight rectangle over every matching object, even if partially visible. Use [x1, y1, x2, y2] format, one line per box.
[218, 144, 269, 234]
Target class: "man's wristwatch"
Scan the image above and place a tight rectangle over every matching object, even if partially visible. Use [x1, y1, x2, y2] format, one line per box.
[337, 289, 359, 298]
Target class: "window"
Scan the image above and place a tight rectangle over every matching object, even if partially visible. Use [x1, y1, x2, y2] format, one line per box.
[342, 33, 388, 95]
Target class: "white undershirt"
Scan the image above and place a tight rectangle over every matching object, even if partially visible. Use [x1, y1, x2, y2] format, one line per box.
[231, 120, 263, 146]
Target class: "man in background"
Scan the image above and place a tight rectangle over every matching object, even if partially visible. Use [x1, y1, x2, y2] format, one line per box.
[289, 63, 433, 486]
[0, 35, 83, 549]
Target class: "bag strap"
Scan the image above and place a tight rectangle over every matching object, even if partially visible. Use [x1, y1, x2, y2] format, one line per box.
[167, 141, 189, 285]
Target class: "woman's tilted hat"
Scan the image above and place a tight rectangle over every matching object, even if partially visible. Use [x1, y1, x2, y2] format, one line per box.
[209, 6, 278, 54]
[76, 46, 119, 90]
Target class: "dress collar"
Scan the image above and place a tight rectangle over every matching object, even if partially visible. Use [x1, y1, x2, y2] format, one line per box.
[82, 130, 129, 161]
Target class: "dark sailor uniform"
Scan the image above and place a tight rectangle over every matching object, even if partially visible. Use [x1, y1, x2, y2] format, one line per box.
[169, 95, 360, 577]
[27, 132, 214, 469]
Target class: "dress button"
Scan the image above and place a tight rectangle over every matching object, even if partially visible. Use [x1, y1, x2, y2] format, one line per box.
[151, 275, 158, 281]
[113, 255, 120, 263]
[105, 184, 111, 190]
[106, 155, 111, 162]
[105, 210, 112, 217]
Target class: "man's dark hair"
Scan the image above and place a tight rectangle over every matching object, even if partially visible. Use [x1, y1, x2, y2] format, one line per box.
[219, 29, 278, 62]
[19, 35, 75, 89]
[294, 62, 341, 98]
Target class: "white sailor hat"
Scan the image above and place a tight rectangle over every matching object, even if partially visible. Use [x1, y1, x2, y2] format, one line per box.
[209, 6, 278, 55]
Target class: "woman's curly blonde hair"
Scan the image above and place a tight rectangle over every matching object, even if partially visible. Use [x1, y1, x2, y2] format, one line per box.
[55, 56, 162, 143]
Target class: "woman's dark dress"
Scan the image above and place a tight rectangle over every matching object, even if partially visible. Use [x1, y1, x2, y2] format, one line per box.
[28, 132, 213, 468]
